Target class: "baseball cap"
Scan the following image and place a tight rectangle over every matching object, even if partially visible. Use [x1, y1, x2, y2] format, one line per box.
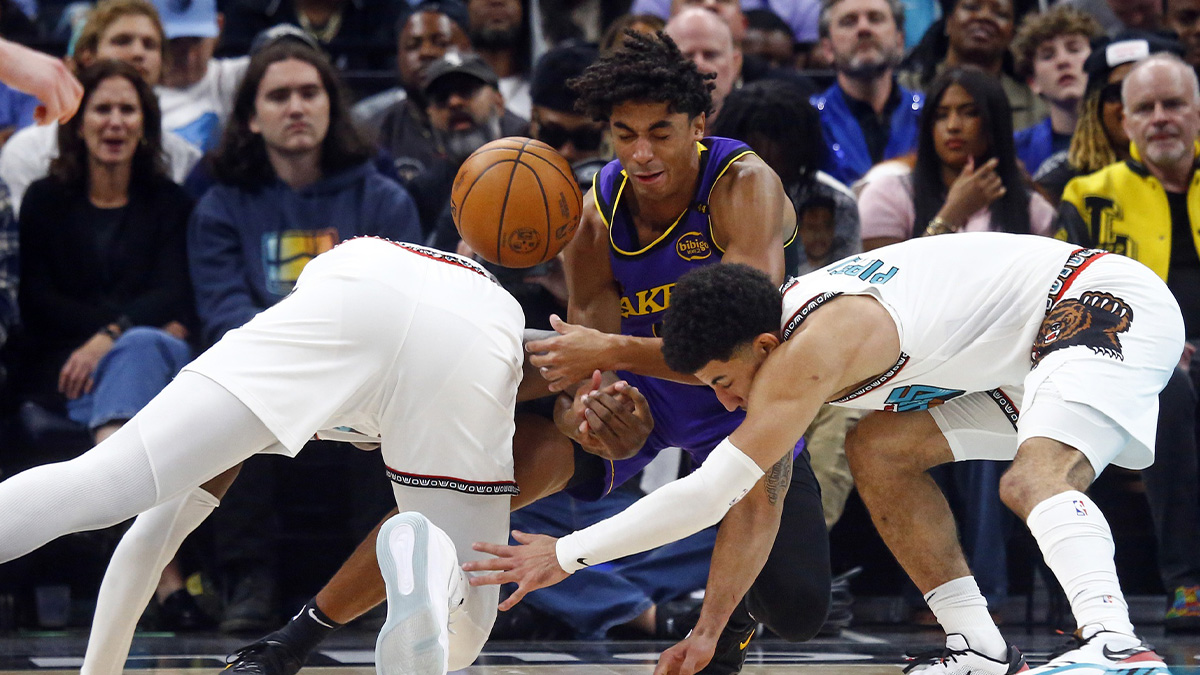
[153, 0, 219, 40]
[422, 51, 499, 94]
[249, 23, 323, 55]
[1083, 31, 1185, 91]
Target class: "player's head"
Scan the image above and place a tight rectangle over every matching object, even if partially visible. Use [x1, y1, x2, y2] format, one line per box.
[570, 30, 714, 200]
[662, 264, 782, 411]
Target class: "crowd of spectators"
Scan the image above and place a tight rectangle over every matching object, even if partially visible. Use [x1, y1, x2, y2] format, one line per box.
[0, 0, 1198, 644]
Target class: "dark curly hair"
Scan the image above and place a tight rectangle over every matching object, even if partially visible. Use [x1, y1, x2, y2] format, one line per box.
[711, 81, 825, 188]
[51, 60, 166, 188]
[211, 42, 372, 190]
[568, 30, 714, 122]
[662, 264, 782, 374]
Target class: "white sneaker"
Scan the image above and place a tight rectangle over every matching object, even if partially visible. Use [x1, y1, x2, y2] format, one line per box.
[375, 512, 462, 675]
[905, 634, 1030, 675]
[1025, 625, 1168, 675]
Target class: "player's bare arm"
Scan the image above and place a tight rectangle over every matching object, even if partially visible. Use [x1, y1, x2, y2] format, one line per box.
[708, 153, 793, 284]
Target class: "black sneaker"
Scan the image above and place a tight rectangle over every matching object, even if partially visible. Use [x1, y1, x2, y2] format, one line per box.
[698, 621, 756, 674]
[224, 639, 304, 675]
[158, 589, 217, 631]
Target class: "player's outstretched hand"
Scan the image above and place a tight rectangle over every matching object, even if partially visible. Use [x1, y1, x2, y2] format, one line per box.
[465, 530, 568, 610]
[0, 39, 82, 124]
[654, 632, 719, 675]
[526, 314, 614, 392]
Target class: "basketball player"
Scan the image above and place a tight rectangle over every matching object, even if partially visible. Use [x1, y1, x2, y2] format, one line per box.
[0, 37, 82, 124]
[520, 30, 830, 674]
[471, 232, 1182, 675]
[0, 236, 648, 675]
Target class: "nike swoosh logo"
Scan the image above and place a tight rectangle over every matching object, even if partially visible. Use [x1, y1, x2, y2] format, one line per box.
[1101, 644, 1153, 661]
[577, 557, 589, 567]
[739, 628, 755, 650]
[309, 607, 336, 629]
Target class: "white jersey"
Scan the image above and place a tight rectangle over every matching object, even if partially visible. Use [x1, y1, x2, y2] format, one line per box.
[779, 232, 1183, 467]
[184, 237, 526, 491]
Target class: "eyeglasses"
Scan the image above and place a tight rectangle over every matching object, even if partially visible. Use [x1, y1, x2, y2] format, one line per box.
[1100, 81, 1123, 105]
[535, 122, 604, 152]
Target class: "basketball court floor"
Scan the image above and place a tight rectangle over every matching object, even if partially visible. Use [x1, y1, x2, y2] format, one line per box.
[0, 625, 1197, 674]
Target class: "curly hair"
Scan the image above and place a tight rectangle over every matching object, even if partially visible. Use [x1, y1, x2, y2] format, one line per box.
[662, 264, 782, 374]
[211, 42, 372, 190]
[50, 60, 166, 188]
[569, 30, 714, 122]
[912, 66, 1032, 237]
[1010, 6, 1101, 81]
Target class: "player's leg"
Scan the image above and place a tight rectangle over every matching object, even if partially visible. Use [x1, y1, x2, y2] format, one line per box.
[846, 395, 1021, 673]
[82, 466, 242, 675]
[0, 371, 278, 562]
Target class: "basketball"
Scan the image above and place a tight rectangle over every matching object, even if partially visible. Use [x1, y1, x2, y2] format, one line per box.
[451, 137, 584, 268]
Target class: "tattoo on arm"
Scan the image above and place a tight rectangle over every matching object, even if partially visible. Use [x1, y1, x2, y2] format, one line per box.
[764, 453, 794, 506]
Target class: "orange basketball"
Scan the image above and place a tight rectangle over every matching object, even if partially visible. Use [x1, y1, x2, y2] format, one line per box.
[450, 137, 584, 268]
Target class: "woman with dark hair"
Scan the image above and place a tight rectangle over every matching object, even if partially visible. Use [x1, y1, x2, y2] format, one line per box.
[14, 59, 199, 628]
[859, 66, 1054, 250]
[711, 80, 861, 275]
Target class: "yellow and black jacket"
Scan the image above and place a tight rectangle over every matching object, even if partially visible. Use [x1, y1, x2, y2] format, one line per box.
[1058, 142, 1200, 281]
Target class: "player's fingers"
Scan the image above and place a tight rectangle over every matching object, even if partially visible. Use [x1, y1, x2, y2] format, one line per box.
[548, 313, 571, 335]
[469, 541, 516, 558]
[499, 585, 529, 611]
[467, 572, 512, 587]
[510, 529, 538, 544]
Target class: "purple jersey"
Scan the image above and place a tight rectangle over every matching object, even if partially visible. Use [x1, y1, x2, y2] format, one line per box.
[569, 137, 803, 501]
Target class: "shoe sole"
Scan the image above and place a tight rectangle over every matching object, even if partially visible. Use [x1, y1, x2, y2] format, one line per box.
[1027, 655, 1169, 675]
[375, 513, 446, 675]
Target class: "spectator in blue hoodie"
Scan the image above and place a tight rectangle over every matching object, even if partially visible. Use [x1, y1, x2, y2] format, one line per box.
[187, 40, 420, 633]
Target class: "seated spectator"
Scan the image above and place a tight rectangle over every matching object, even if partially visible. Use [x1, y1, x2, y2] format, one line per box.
[632, 0, 822, 46]
[403, 51, 527, 234]
[13, 60, 203, 626]
[1166, 0, 1200, 70]
[599, 12, 665, 52]
[537, 0, 634, 46]
[1009, 6, 1101, 175]
[219, 0, 407, 70]
[898, 0, 1048, 130]
[351, 1, 470, 134]
[152, 0, 250, 153]
[861, 66, 1055, 248]
[467, 0, 532, 117]
[666, 8, 741, 122]
[0, 0, 202, 214]
[744, 7, 798, 68]
[811, 0, 923, 187]
[189, 41, 421, 632]
[1064, 0, 1162, 36]
[1035, 32, 1183, 202]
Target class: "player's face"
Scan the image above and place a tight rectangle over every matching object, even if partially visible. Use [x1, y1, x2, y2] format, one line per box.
[609, 101, 705, 200]
[94, 14, 164, 85]
[1028, 33, 1090, 106]
[932, 83, 988, 170]
[694, 343, 772, 412]
[249, 59, 331, 157]
[1122, 61, 1200, 168]
[80, 75, 144, 168]
[398, 12, 469, 92]
[1168, 0, 1200, 69]
[823, 0, 904, 80]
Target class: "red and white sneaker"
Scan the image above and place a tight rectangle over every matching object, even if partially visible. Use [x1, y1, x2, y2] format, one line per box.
[1025, 625, 1168, 675]
[905, 634, 1030, 675]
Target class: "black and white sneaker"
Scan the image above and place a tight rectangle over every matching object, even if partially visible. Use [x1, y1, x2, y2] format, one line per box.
[904, 634, 1029, 675]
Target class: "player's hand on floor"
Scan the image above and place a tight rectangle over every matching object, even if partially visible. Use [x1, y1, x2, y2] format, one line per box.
[654, 632, 718, 675]
[526, 314, 614, 392]
[464, 530, 568, 610]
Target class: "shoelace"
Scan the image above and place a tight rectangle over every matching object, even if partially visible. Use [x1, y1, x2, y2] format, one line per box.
[903, 645, 971, 673]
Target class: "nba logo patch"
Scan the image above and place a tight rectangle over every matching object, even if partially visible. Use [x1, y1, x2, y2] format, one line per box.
[1073, 500, 1088, 516]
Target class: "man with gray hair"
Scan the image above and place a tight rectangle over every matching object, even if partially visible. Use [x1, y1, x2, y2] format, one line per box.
[666, 7, 743, 121]
[810, 0, 922, 186]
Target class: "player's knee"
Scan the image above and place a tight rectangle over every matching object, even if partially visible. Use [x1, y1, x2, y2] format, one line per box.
[998, 463, 1037, 514]
[748, 578, 831, 642]
[844, 413, 896, 471]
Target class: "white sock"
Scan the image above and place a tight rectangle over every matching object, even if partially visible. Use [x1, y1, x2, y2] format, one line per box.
[924, 576, 1007, 659]
[81, 487, 219, 675]
[1026, 490, 1135, 636]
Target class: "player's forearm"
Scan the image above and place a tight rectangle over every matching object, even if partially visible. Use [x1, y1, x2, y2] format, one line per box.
[606, 334, 697, 384]
[691, 465, 789, 639]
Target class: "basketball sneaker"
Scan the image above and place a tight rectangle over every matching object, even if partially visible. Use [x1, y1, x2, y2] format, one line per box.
[375, 512, 463, 675]
[904, 633, 1029, 675]
[1024, 625, 1168, 675]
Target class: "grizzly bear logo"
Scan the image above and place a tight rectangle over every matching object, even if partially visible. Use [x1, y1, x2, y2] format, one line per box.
[1032, 291, 1133, 364]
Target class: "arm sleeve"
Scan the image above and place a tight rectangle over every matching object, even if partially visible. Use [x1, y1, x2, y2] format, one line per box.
[555, 437, 765, 573]
[187, 193, 262, 344]
[857, 174, 916, 241]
